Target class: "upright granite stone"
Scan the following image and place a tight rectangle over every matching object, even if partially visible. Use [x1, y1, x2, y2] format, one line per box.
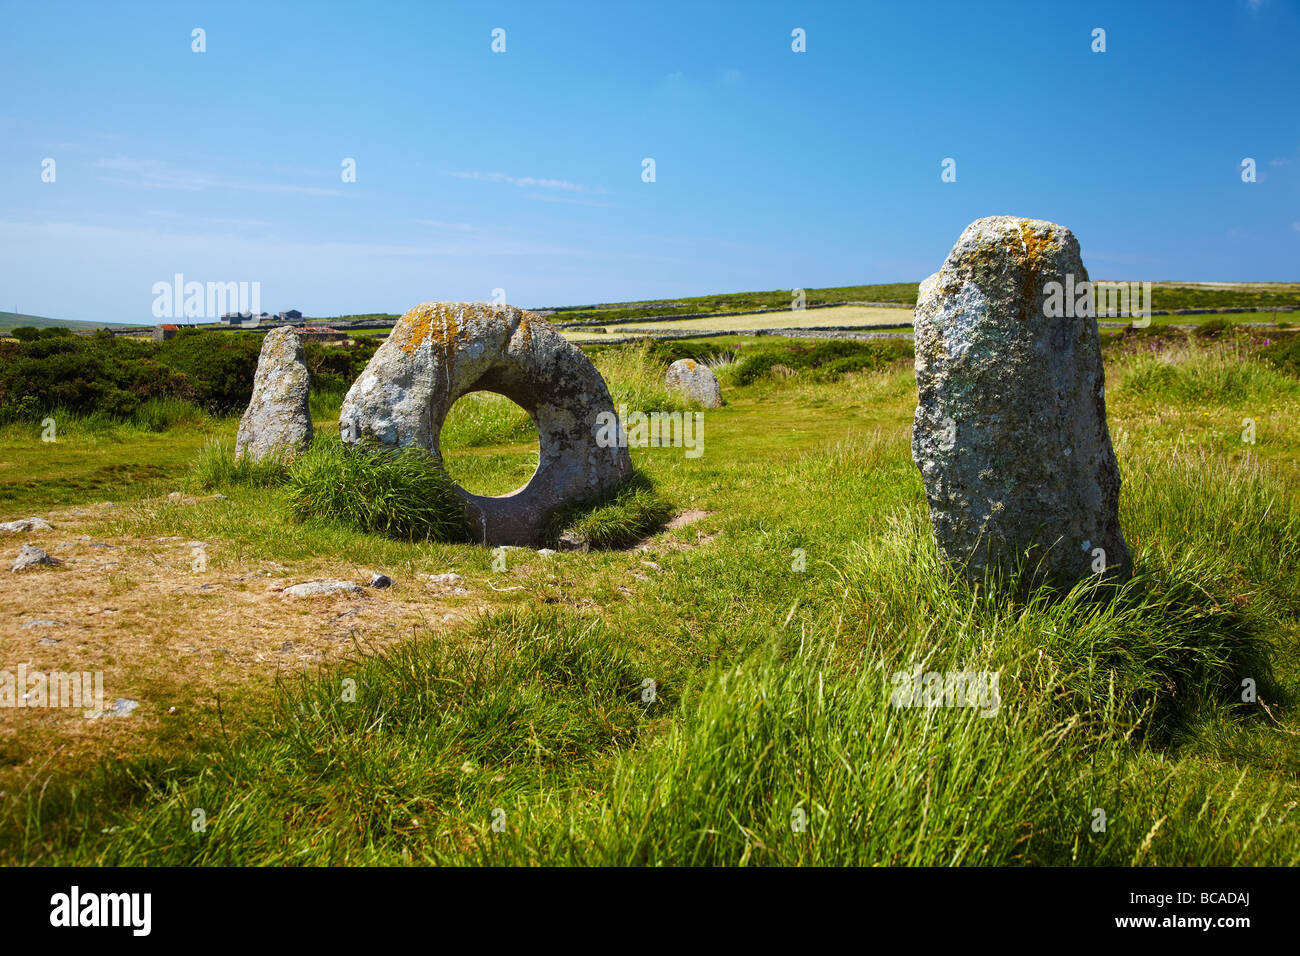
[339, 302, 632, 546]
[665, 359, 723, 408]
[235, 326, 313, 462]
[912, 216, 1130, 588]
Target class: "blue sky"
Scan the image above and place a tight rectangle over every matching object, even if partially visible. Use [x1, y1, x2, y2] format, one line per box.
[1, 0, 1297, 324]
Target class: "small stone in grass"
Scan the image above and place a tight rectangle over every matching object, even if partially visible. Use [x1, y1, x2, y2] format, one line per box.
[282, 579, 364, 598]
[368, 573, 393, 589]
[422, 572, 463, 586]
[12, 545, 59, 572]
[557, 531, 590, 553]
[0, 517, 52, 534]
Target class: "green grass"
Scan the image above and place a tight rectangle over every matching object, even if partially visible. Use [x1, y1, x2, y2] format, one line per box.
[282, 439, 468, 543]
[3, 333, 1300, 865]
[0, 406, 227, 508]
[189, 438, 291, 491]
[545, 470, 674, 549]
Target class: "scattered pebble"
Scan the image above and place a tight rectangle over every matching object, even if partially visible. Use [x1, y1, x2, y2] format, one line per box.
[21, 619, 63, 629]
[536, 549, 557, 557]
[421, 572, 463, 586]
[87, 698, 139, 720]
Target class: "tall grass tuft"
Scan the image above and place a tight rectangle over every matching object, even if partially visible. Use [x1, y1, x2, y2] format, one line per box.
[282, 440, 467, 542]
[189, 439, 291, 490]
[591, 340, 692, 413]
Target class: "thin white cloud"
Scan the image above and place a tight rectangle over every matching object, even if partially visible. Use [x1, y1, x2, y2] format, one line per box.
[207, 217, 272, 227]
[414, 219, 480, 231]
[448, 170, 602, 193]
[522, 192, 614, 208]
[95, 156, 345, 197]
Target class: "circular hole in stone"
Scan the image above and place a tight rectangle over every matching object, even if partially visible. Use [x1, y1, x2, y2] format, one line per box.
[439, 391, 540, 497]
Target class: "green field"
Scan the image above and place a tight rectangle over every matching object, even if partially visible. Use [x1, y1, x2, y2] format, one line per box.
[2, 327, 1299, 865]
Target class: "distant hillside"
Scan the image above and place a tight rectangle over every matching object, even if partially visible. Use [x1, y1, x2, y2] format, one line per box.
[0, 311, 129, 333]
[536, 280, 1300, 326]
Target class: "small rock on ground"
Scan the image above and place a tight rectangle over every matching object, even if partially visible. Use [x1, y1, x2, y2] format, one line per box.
[421, 572, 463, 586]
[0, 517, 52, 534]
[281, 579, 364, 598]
[12, 545, 59, 572]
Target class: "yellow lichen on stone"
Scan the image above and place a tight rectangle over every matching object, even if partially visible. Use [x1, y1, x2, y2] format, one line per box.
[399, 303, 460, 354]
[1017, 222, 1055, 270]
[686, 359, 696, 370]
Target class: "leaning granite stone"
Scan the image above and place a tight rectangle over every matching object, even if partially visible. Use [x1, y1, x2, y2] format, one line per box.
[235, 326, 313, 462]
[664, 359, 723, 408]
[12, 544, 59, 572]
[339, 302, 632, 546]
[911, 216, 1130, 588]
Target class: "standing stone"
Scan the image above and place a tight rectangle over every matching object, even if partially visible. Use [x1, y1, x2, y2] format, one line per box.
[235, 326, 313, 462]
[912, 216, 1130, 588]
[665, 359, 723, 408]
[339, 302, 631, 546]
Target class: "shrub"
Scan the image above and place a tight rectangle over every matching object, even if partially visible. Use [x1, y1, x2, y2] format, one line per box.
[1193, 318, 1234, 339]
[282, 441, 467, 542]
[1260, 334, 1300, 378]
[154, 329, 262, 413]
[733, 339, 913, 385]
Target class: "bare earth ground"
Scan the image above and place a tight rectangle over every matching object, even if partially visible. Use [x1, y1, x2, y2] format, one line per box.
[0, 499, 489, 774]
